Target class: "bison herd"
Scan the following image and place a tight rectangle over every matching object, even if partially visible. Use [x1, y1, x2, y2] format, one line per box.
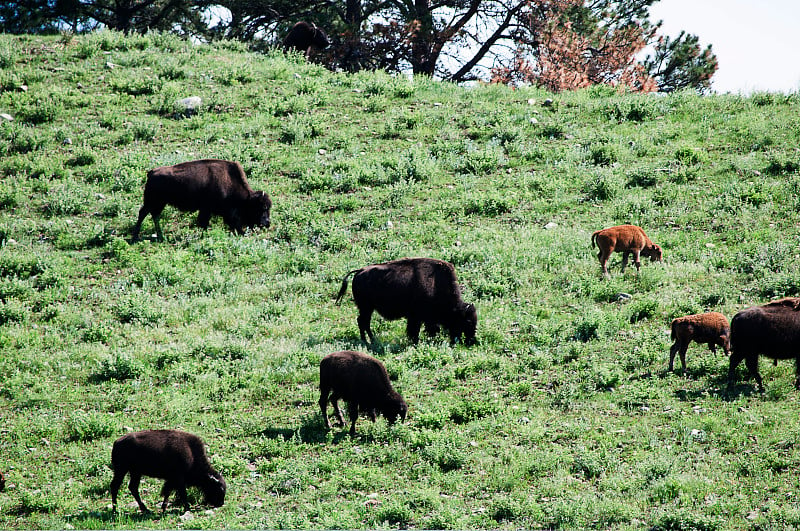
[3, 28, 794, 515]
[104, 149, 799, 514]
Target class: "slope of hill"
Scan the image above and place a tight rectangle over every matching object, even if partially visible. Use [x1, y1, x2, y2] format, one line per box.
[1, 31, 800, 529]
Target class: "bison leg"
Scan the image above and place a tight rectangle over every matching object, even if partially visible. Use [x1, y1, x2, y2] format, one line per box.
[152, 214, 164, 242]
[406, 318, 422, 344]
[329, 391, 345, 426]
[597, 249, 611, 277]
[168, 480, 189, 513]
[357, 311, 375, 343]
[160, 480, 175, 512]
[632, 250, 642, 272]
[196, 210, 212, 229]
[744, 354, 763, 391]
[794, 358, 800, 389]
[727, 350, 745, 390]
[424, 322, 441, 337]
[128, 473, 150, 513]
[110, 469, 126, 512]
[347, 402, 359, 436]
[132, 206, 149, 241]
[319, 388, 331, 429]
[668, 341, 682, 373]
[620, 251, 630, 273]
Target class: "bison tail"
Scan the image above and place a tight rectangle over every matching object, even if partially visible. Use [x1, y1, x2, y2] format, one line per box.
[670, 321, 676, 341]
[335, 269, 360, 304]
[590, 231, 599, 249]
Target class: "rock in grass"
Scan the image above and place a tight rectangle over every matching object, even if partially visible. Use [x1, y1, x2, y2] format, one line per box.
[0, 113, 12, 122]
[177, 96, 202, 116]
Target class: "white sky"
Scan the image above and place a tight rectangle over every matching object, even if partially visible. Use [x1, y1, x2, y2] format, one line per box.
[648, 0, 800, 93]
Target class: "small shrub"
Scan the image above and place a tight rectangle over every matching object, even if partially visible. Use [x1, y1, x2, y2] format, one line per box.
[449, 398, 498, 424]
[422, 439, 466, 471]
[67, 150, 96, 167]
[113, 294, 164, 324]
[626, 166, 659, 188]
[582, 173, 621, 201]
[66, 410, 116, 442]
[19, 98, 60, 124]
[590, 144, 618, 166]
[674, 146, 704, 165]
[91, 354, 143, 382]
[629, 298, 658, 323]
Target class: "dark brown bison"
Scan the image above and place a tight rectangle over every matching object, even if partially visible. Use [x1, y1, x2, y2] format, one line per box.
[0, 470, 5, 492]
[669, 312, 731, 376]
[283, 21, 331, 57]
[336, 257, 477, 345]
[591, 224, 662, 277]
[110, 429, 226, 513]
[319, 350, 407, 436]
[728, 297, 800, 391]
[132, 159, 271, 241]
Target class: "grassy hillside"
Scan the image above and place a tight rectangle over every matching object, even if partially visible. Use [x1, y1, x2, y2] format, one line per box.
[1, 30, 800, 529]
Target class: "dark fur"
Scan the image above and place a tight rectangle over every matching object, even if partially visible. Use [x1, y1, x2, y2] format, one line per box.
[110, 429, 226, 513]
[319, 350, 407, 436]
[728, 297, 800, 391]
[132, 159, 271, 241]
[591, 224, 662, 277]
[283, 21, 331, 57]
[335, 257, 478, 345]
[669, 312, 731, 375]
[0, 470, 5, 492]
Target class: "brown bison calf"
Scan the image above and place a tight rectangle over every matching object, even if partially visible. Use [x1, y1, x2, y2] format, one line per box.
[336, 257, 477, 345]
[669, 312, 731, 376]
[110, 429, 226, 513]
[319, 350, 407, 436]
[283, 21, 331, 57]
[728, 297, 800, 391]
[591, 224, 662, 277]
[133, 159, 271, 241]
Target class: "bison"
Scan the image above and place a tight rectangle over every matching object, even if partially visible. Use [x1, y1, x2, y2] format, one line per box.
[728, 297, 800, 391]
[0, 470, 5, 492]
[283, 21, 331, 57]
[591, 224, 662, 277]
[319, 350, 407, 436]
[669, 312, 731, 376]
[110, 429, 226, 513]
[335, 257, 477, 345]
[132, 159, 271, 241]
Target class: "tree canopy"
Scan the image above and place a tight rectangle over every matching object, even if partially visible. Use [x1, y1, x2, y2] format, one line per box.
[0, 0, 718, 92]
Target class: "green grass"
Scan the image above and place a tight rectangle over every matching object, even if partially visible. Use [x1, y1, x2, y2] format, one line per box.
[1, 31, 800, 529]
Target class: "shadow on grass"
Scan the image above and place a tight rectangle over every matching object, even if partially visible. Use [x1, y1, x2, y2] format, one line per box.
[302, 333, 410, 357]
[671, 370, 761, 401]
[257, 413, 386, 445]
[257, 414, 346, 444]
[66, 507, 160, 527]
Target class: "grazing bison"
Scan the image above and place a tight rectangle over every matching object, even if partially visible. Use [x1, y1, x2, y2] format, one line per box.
[591, 224, 662, 277]
[283, 22, 331, 57]
[728, 297, 800, 391]
[335, 257, 477, 345]
[110, 429, 226, 513]
[319, 350, 407, 436]
[132, 159, 271, 241]
[669, 312, 731, 376]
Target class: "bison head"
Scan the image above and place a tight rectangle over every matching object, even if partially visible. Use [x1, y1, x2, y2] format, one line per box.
[243, 190, 272, 229]
[201, 470, 227, 507]
[642, 243, 662, 262]
[451, 302, 478, 346]
[312, 25, 331, 49]
[383, 395, 408, 425]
